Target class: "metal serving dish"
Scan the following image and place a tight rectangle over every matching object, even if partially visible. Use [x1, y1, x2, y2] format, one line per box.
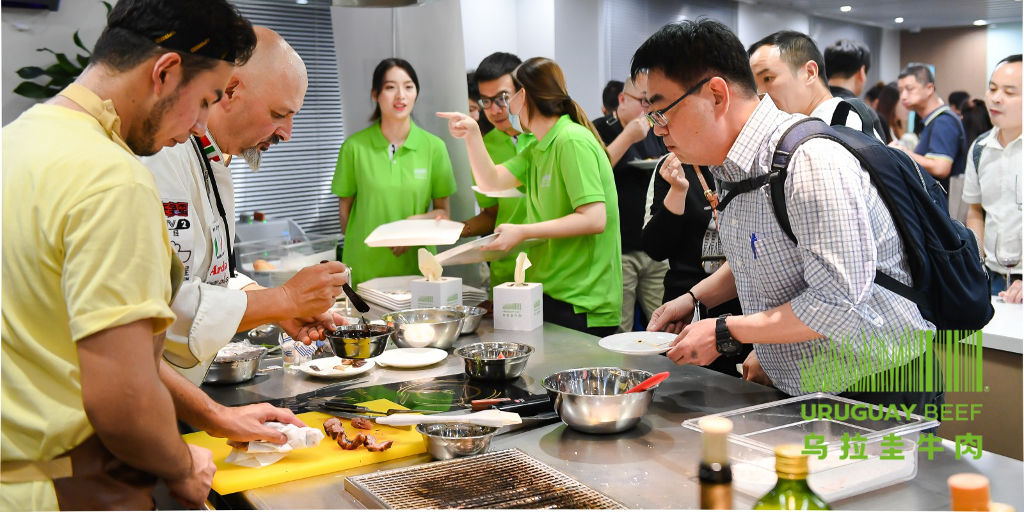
[204, 347, 268, 385]
[455, 342, 534, 381]
[542, 367, 657, 434]
[416, 423, 498, 460]
[381, 308, 464, 350]
[441, 305, 487, 335]
[323, 324, 392, 359]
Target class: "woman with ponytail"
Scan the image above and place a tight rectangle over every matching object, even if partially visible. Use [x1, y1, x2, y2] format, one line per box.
[438, 57, 622, 336]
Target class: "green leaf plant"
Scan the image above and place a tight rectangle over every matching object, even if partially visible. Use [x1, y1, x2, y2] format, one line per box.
[13, 1, 112, 99]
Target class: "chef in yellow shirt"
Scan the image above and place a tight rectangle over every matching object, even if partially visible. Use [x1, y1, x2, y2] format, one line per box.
[1, 2, 256, 509]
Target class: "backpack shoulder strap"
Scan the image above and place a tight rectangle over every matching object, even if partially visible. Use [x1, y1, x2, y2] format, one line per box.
[830, 99, 877, 138]
[767, 118, 831, 243]
[972, 129, 993, 170]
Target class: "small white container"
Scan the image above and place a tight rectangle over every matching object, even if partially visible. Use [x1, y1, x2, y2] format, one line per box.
[410, 276, 462, 309]
[493, 282, 543, 331]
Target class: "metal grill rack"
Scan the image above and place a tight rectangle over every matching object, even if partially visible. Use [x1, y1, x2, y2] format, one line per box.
[345, 448, 625, 509]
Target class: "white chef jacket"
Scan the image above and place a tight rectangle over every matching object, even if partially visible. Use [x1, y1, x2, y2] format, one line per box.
[143, 132, 254, 384]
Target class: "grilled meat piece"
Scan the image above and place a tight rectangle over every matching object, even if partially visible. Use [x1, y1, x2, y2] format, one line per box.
[351, 417, 373, 430]
[337, 430, 367, 450]
[323, 417, 344, 439]
[364, 434, 393, 452]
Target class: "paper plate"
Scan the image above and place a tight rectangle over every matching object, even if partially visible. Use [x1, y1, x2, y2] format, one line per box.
[598, 331, 677, 355]
[471, 185, 525, 198]
[374, 348, 448, 369]
[298, 356, 375, 379]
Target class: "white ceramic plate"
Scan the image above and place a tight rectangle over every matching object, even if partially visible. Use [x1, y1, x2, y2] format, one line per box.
[471, 185, 525, 198]
[628, 159, 661, 170]
[598, 331, 677, 355]
[298, 356, 375, 379]
[374, 347, 448, 368]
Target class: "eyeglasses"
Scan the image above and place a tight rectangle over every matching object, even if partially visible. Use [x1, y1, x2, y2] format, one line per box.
[477, 92, 510, 109]
[644, 77, 711, 127]
[622, 91, 651, 108]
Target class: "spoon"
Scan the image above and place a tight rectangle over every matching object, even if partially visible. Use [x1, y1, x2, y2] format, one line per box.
[625, 371, 670, 393]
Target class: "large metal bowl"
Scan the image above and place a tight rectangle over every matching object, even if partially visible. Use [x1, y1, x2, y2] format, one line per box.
[204, 347, 268, 385]
[416, 423, 498, 460]
[441, 305, 487, 335]
[455, 342, 533, 381]
[542, 367, 657, 434]
[381, 308, 464, 350]
[323, 324, 392, 359]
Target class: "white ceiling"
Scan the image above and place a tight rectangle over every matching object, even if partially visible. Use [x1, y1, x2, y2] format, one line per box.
[740, 0, 1023, 30]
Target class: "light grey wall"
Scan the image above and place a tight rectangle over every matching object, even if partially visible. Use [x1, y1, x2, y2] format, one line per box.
[554, 0, 604, 117]
[1, 2, 108, 125]
[737, 2, 809, 47]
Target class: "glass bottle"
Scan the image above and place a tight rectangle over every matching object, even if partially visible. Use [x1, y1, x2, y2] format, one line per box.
[753, 444, 830, 510]
[699, 416, 733, 510]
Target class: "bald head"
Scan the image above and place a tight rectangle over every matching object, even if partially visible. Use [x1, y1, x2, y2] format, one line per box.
[208, 26, 307, 160]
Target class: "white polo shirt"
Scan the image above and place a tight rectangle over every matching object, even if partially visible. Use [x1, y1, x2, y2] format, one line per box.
[962, 127, 1023, 274]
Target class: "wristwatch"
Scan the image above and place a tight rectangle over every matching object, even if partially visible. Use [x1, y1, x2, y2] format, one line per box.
[715, 314, 742, 356]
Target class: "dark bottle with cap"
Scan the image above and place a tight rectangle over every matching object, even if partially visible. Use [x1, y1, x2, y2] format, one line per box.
[698, 416, 733, 510]
[753, 444, 830, 510]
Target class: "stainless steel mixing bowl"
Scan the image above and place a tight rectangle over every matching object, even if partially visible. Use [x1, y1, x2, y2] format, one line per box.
[542, 367, 657, 434]
[323, 324, 392, 359]
[441, 305, 487, 334]
[455, 342, 534, 381]
[416, 423, 499, 460]
[203, 347, 268, 385]
[381, 308, 464, 350]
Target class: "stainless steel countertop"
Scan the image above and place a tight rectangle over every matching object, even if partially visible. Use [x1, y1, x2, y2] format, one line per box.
[202, 321, 1024, 510]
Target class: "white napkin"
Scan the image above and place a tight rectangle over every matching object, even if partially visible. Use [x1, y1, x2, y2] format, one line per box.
[418, 248, 443, 282]
[513, 252, 531, 285]
[224, 422, 325, 468]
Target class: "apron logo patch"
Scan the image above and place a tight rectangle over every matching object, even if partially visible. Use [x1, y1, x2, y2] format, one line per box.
[163, 201, 189, 218]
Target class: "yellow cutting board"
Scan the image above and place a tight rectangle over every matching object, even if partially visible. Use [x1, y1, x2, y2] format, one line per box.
[183, 399, 427, 495]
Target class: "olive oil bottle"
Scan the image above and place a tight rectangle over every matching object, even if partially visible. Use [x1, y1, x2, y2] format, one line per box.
[698, 416, 733, 510]
[753, 444, 830, 510]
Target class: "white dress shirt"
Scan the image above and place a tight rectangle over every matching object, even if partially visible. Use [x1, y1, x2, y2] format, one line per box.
[962, 127, 1023, 274]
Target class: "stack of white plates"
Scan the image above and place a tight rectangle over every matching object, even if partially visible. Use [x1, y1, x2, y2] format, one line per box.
[358, 275, 488, 311]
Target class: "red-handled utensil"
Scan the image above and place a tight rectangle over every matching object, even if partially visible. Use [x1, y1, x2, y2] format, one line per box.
[625, 371, 670, 393]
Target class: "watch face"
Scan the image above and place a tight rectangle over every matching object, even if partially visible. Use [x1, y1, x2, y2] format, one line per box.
[719, 339, 741, 355]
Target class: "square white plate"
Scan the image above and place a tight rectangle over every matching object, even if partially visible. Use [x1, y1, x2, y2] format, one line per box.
[471, 185, 525, 198]
[364, 219, 465, 247]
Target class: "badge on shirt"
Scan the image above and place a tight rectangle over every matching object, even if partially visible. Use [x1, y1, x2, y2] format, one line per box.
[540, 173, 552, 188]
[163, 199, 194, 280]
[413, 168, 428, 179]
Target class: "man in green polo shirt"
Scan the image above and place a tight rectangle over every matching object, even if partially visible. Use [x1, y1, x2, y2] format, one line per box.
[461, 52, 535, 289]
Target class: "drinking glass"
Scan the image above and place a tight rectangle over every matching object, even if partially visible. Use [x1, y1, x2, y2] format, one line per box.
[994, 232, 1022, 291]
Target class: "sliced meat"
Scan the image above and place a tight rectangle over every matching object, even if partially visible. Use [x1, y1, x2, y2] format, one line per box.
[341, 358, 356, 365]
[337, 430, 366, 450]
[364, 434, 393, 452]
[323, 418, 344, 440]
[352, 360, 367, 368]
[350, 417, 373, 430]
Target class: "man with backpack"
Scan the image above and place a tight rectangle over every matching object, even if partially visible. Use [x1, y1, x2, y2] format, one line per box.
[824, 39, 890, 143]
[634, 19, 987, 410]
[894, 63, 969, 222]
[748, 31, 884, 142]
[963, 54, 1022, 303]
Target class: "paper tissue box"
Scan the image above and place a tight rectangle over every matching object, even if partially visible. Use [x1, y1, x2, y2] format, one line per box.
[411, 276, 462, 309]
[493, 282, 543, 331]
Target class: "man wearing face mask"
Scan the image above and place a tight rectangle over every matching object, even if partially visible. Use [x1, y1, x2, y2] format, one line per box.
[143, 27, 348, 442]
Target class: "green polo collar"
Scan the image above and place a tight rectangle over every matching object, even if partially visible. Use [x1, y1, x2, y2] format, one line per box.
[367, 119, 424, 151]
[535, 115, 573, 152]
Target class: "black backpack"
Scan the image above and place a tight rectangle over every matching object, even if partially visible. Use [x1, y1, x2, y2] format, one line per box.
[716, 118, 993, 331]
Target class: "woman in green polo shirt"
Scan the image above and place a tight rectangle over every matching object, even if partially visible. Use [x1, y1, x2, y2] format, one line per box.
[438, 57, 622, 336]
[333, 58, 457, 286]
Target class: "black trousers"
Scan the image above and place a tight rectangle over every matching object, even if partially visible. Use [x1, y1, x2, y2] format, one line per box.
[838, 353, 946, 414]
[543, 294, 617, 337]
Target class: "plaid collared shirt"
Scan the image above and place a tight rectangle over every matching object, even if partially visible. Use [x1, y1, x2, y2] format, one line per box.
[712, 97, 933, 396]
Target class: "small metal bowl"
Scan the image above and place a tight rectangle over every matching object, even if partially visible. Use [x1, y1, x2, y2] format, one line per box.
[441, 305, 487, 335]
[542, 367, 657, 434]
[323, 324, 392, 359]
[381, 308, 464, 350]
[204, 347, 268, 385]
[455, 342, 534, 381]
[416, 423, 499, 460]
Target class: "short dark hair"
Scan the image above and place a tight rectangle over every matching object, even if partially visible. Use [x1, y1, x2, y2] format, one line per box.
[91, 0, 255, 84]
[631, 18, 757, 96]
[824, 39, 870, 79]
[467, 71, 480, 101]
[998, 54, 1022, 66]
[948, 91, 969, 111]
[748, 30, 828, 87]
[864, 81, 885, 102]
[370, 58, 419, 121]
[601, 80, 624, 112]
[475, 52, 521, 83]
[898, 63, 934, 85]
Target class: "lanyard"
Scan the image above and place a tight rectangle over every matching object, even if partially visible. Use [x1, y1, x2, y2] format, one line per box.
[189, 135, 235, 278]
[692, 165, 719, 230]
